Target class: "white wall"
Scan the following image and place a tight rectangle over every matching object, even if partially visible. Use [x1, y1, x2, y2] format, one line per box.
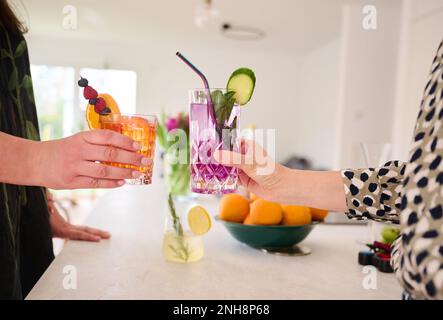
[293, 0, 403, 170]
[294, 39, 341, 169]
[283, 0, 442, 171]
[336, 0, 402, 168]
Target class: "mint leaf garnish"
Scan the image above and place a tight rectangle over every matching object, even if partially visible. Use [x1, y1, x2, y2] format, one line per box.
[212, 90, 237, 131]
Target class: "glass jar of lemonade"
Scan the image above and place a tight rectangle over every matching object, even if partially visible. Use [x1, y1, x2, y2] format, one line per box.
[162, 195, 204, 263]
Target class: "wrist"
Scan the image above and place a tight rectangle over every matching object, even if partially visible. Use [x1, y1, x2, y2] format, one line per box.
[272, 165, 298, 203]
[27, 140, 48, 186]
[276, 168, 316, 206]
[281, 169, 347, 211]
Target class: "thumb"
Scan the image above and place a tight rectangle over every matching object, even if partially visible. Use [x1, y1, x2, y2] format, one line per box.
[214, 150, 244, 168]
[214, 150, 258, 178]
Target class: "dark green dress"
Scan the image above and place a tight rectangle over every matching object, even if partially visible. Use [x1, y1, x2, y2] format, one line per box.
[0, 23, 54, 299]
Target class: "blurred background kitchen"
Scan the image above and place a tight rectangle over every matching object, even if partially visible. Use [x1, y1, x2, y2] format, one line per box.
[12, 0, 443, 237]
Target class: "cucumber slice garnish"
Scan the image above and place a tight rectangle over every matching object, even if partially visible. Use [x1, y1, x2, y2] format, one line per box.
[226, 68, 256, 106]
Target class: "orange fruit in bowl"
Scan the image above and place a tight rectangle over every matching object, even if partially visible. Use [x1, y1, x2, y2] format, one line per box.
[250, 199, 283, 225]
[310, 208, 329, 221]
[281, 205, 311, 226]
[219, 194, 250, 223]
[243, 215, 255, 225]
[86, 93, 120, 129]
[249, 192, 259, 202]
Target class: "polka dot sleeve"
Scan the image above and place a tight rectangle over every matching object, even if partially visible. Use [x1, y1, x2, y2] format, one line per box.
[389, 39, 443, 300]
[341, 160, 406, 224]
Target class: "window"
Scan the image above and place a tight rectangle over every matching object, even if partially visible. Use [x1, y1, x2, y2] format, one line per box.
[31, 65, 75, 140]
[78, 68, 136, 115]
[31, 65, 137, 140]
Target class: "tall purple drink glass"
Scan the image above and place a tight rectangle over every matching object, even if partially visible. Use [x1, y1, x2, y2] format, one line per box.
[190, 89, 240, 194]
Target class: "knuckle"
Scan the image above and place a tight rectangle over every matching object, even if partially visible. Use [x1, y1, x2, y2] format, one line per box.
[89, 178, 100, 188]
[124, 168, 133, 177]
[101, 129, 114, 140]
[96, 165, 108, 178]
[78, 131, 92, 145]
[104, 146, 117, 160]
[132, 153, 141, 165]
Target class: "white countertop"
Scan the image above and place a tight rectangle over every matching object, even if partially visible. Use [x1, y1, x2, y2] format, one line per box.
[27, 183, 402, 300]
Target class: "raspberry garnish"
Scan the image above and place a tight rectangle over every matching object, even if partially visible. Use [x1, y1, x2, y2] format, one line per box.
[95, 97, 106, 112]
[78, 77, 111, 115]
[94, 104, 105, 114]
[83, 86, 98, 100]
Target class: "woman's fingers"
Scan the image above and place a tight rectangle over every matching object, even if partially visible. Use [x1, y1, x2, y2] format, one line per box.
[60, 223, 110, 242]
[214, 149, 261, 178]
[81, 144, 150, 168]
[76, 226, 110, 239]
[238, 171, 260, 193]
[215, 140, 277, 186]
[82, 129, 141, 151]
[238, 171, 251, 187]
[78, 161, 140, 180]
[215, 149, 254, 178]
[46, 190, 54, 202]
[71, 176, 125, 189]
[215, 140, 268, 167]
[216, 150, 260, 183]
[67, 228, 101, 242]
[214, 150, 245, 168]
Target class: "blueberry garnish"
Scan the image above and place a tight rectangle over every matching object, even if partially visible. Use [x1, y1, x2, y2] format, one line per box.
[78, 77, 89, 87]
[100, 107, 112, 115]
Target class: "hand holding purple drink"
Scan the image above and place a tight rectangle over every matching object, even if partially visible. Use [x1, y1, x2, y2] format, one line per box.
[176, 52, 256, 194]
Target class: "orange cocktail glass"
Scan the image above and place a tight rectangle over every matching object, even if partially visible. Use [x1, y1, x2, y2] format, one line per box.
[99, 114, 157, 185]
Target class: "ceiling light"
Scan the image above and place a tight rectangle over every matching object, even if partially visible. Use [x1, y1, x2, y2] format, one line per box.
[221, 23, 265, 41]
[194, 0, 219, 28]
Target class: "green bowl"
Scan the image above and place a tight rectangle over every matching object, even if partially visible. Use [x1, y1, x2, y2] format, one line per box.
[216, 216, 318, 249]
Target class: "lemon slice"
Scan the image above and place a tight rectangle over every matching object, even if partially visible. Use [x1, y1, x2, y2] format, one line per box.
[188, 206, 212, 235]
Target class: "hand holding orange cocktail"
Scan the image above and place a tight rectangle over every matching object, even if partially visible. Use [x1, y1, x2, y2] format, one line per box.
[78, 77, 157, 185]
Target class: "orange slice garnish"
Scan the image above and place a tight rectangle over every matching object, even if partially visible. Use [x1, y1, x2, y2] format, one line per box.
[86, 93, 121, 130]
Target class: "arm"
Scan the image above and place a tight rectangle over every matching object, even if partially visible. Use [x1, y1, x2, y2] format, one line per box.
[46, 190, 110, 242]
[0, 131, 40, 186]
[0, 130, 149, 189]
[215, 140, 404, 221]
[263, 166, 348, 211]
[215, 140, 347, 211]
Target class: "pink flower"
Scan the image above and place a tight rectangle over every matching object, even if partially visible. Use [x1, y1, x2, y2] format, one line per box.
[166, 117, 179, 132]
